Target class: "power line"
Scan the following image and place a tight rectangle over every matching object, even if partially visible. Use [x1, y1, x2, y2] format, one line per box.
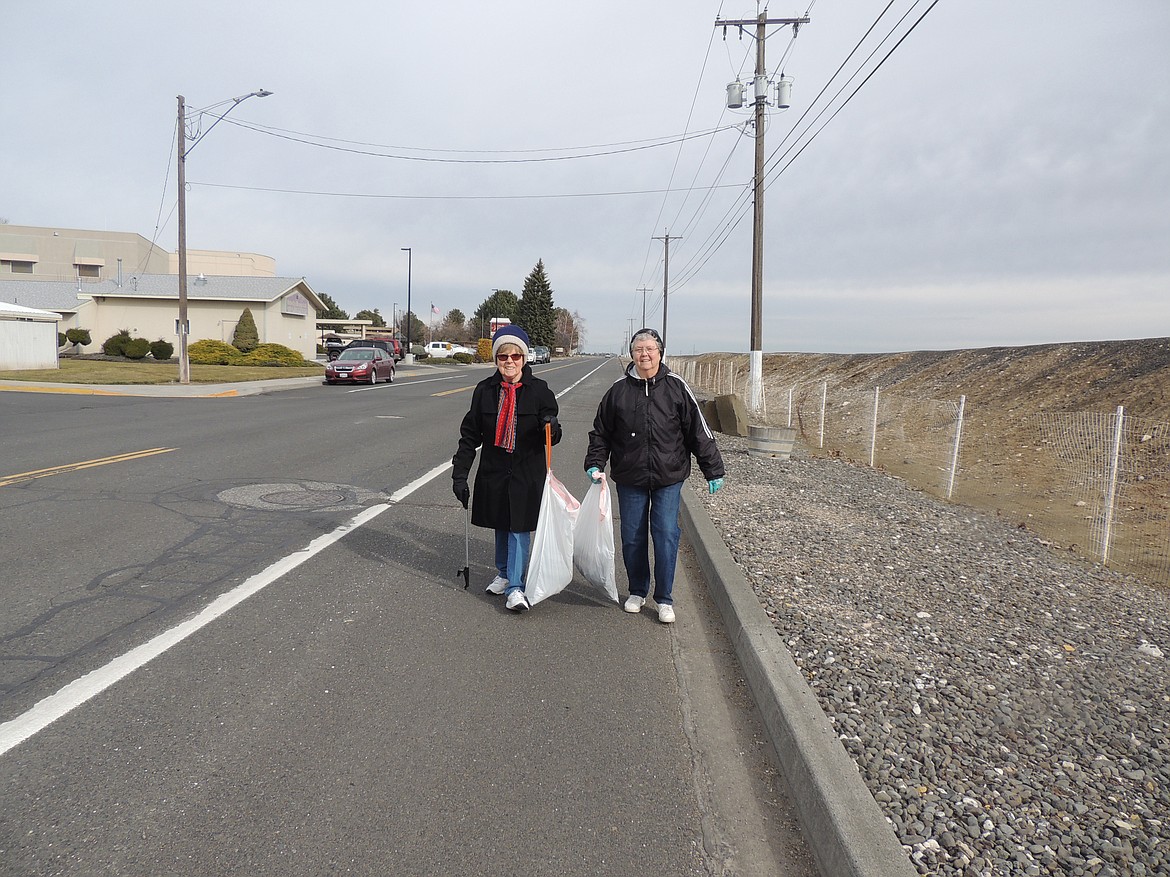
[187, 179, 744, 201]
[222, 117, 739, 163]
[666, 0, 942, 295]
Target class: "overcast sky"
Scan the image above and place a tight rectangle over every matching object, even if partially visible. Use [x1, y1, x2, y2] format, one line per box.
[3, 1, 1167, 354]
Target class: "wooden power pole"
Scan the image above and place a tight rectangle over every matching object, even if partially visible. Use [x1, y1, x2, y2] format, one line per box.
[715, 12, 809, 410]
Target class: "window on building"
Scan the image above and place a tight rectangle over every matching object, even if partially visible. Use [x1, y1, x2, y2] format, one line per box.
[2, 260, 35, 274]
[76, 263, 100, 279]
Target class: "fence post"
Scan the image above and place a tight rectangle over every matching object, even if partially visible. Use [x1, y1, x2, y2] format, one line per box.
[947, 395, 966, 499]
[819, 382, 827, 448]
[1102, 405, 1125, 565]
[787, 386, 794, 428]
[870, 386, 881, 467]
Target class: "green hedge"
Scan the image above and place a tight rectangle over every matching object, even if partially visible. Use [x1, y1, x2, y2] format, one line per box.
[150, 339, 174, 361]
[122, 338, 151, 360]
[102, 329, 133, 356]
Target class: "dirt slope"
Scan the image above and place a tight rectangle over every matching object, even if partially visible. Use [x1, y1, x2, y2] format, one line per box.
[681, 338, 1170, 585]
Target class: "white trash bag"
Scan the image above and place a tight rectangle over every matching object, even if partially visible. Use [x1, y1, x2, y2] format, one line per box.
[526, 470, 581, 607]
[574, 474, 618, 603]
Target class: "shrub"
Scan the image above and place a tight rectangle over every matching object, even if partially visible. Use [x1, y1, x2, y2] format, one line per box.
[240, 343, 308, 367]
[102, 329, 132, 356]
[122, 338, 151, 360]
[188, 339, 243, 365]
[58, 332, 67, 347]
[150, 339, 174, 361]
[452, 352, 474, 364]
[476, 339, 493, 362]
[412, 344, 428, 359]
[66, 328, 92, 346]
[232, 307, 259, 352]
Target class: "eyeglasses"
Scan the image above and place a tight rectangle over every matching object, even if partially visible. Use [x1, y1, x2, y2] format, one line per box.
[496, 353, 525, 361]
[631, 347, 660, 355]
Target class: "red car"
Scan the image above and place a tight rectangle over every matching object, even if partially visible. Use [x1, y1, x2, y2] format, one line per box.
[324, 348, 395, 384]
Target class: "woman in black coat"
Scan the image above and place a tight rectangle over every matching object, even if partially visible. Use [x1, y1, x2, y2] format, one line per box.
[451, 325, 560, 612]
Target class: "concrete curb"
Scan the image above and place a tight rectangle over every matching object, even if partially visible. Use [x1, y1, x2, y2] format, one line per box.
[680, 488, 917, 877]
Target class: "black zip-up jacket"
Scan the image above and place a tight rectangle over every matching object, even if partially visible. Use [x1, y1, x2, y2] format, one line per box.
[585, 362, 724, 489]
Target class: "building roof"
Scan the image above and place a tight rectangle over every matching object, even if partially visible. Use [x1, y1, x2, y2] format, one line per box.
[0, 275, 325, 312]
[0, 300, 60, 322]
[0, 282, 84, 312]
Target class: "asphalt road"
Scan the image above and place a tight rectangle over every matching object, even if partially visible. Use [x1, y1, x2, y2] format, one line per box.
[0, 359, 815, 876]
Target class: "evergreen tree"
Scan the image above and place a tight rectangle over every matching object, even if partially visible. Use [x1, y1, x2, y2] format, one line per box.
[515, 260, 555, 348]
[355, 308, 385, 328]
[473, 289, 518, 337]
[398, 311, 427, 349]
[316, 292, 348, 321]
[232, 307, 259, 352]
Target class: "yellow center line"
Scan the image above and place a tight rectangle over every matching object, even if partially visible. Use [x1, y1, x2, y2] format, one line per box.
[0, 447, 178, 488]
[432, 385, 475, 397]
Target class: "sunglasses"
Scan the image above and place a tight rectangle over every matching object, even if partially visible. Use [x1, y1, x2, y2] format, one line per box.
[496, 353, 525, 361]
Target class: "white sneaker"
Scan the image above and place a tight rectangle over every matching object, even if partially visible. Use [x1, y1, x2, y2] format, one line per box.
[485, 575, 508, 595]
[657, 604, 676, 624]
[505, 590, 530, 612]
[623, 595, 645, 614]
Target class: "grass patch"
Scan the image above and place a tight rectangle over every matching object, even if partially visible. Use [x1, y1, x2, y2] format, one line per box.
[0, 359, 324, 385]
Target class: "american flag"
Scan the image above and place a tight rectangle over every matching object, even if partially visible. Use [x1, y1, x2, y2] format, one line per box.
[431, 304, 440, 315]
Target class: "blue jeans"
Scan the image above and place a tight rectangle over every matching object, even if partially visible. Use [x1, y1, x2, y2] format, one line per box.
[615, 481, 683, 606]
[494, 529, 531, 594]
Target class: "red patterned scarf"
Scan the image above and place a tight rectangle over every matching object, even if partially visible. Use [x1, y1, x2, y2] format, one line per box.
[494, 380, 522, 452]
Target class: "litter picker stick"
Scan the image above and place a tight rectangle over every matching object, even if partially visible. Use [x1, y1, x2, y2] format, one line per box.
[457, 499, 470, 589]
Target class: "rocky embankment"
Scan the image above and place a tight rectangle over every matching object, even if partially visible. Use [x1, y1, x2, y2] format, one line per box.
[692, 432, 1169, 877]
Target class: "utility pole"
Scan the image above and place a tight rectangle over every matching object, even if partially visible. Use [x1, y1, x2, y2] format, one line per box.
[176, 95, 189, 384]
[715, 12, 809, 411]
[637, 287, 651, 327]
[652, 230, 679, 347]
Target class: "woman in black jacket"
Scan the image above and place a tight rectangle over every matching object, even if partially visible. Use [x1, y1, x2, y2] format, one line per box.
[584, 328, 724, 623]
[452, 326, 560, 612]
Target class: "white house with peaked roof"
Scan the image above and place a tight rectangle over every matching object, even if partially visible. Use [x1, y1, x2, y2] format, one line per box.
[0, 300, 60, 370]
[0, 275, 326, 362]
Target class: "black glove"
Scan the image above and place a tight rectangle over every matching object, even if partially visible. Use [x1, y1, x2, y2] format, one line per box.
[452, 477, 470, 509]
[542, 414, 558, 429]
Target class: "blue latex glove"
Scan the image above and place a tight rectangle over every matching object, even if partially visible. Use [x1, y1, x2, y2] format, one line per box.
[708, 478, 724, 495]
[587, 467, 602, 484]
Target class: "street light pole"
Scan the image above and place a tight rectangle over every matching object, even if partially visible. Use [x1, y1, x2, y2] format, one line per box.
[176, 89, 272, 384]
[401, 248, 412, 362]
[177, 95, 190, 384]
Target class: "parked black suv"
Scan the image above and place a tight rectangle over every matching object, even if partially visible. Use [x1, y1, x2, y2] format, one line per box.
[344, 338, 403, 361]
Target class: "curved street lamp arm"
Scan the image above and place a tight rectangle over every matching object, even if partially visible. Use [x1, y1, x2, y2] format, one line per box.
[185, 89, 272, 157]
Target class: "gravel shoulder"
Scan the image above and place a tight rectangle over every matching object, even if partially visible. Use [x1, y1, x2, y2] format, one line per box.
[692, 435, 1170, 877]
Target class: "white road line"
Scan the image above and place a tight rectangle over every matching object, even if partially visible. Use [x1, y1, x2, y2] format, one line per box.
[346, 374, 457, 393]
[0, 362, 611, 757]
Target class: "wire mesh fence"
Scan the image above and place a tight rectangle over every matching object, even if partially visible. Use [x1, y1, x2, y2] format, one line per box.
[674, 356, 1170, 586]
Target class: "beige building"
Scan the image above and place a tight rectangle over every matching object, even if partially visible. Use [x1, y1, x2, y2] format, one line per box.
[0, 224, 275, 283]
[2, 275, 325, 362]
[0, 224, 323, 361]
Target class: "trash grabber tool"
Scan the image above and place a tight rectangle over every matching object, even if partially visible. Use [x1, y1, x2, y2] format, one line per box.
[457, 500, 470, 589]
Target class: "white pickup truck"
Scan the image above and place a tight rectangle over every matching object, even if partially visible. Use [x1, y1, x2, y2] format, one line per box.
[423, 341, 472, 359]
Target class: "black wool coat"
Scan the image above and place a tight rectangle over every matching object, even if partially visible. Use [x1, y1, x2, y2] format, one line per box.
[451, 366, 561, 532]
